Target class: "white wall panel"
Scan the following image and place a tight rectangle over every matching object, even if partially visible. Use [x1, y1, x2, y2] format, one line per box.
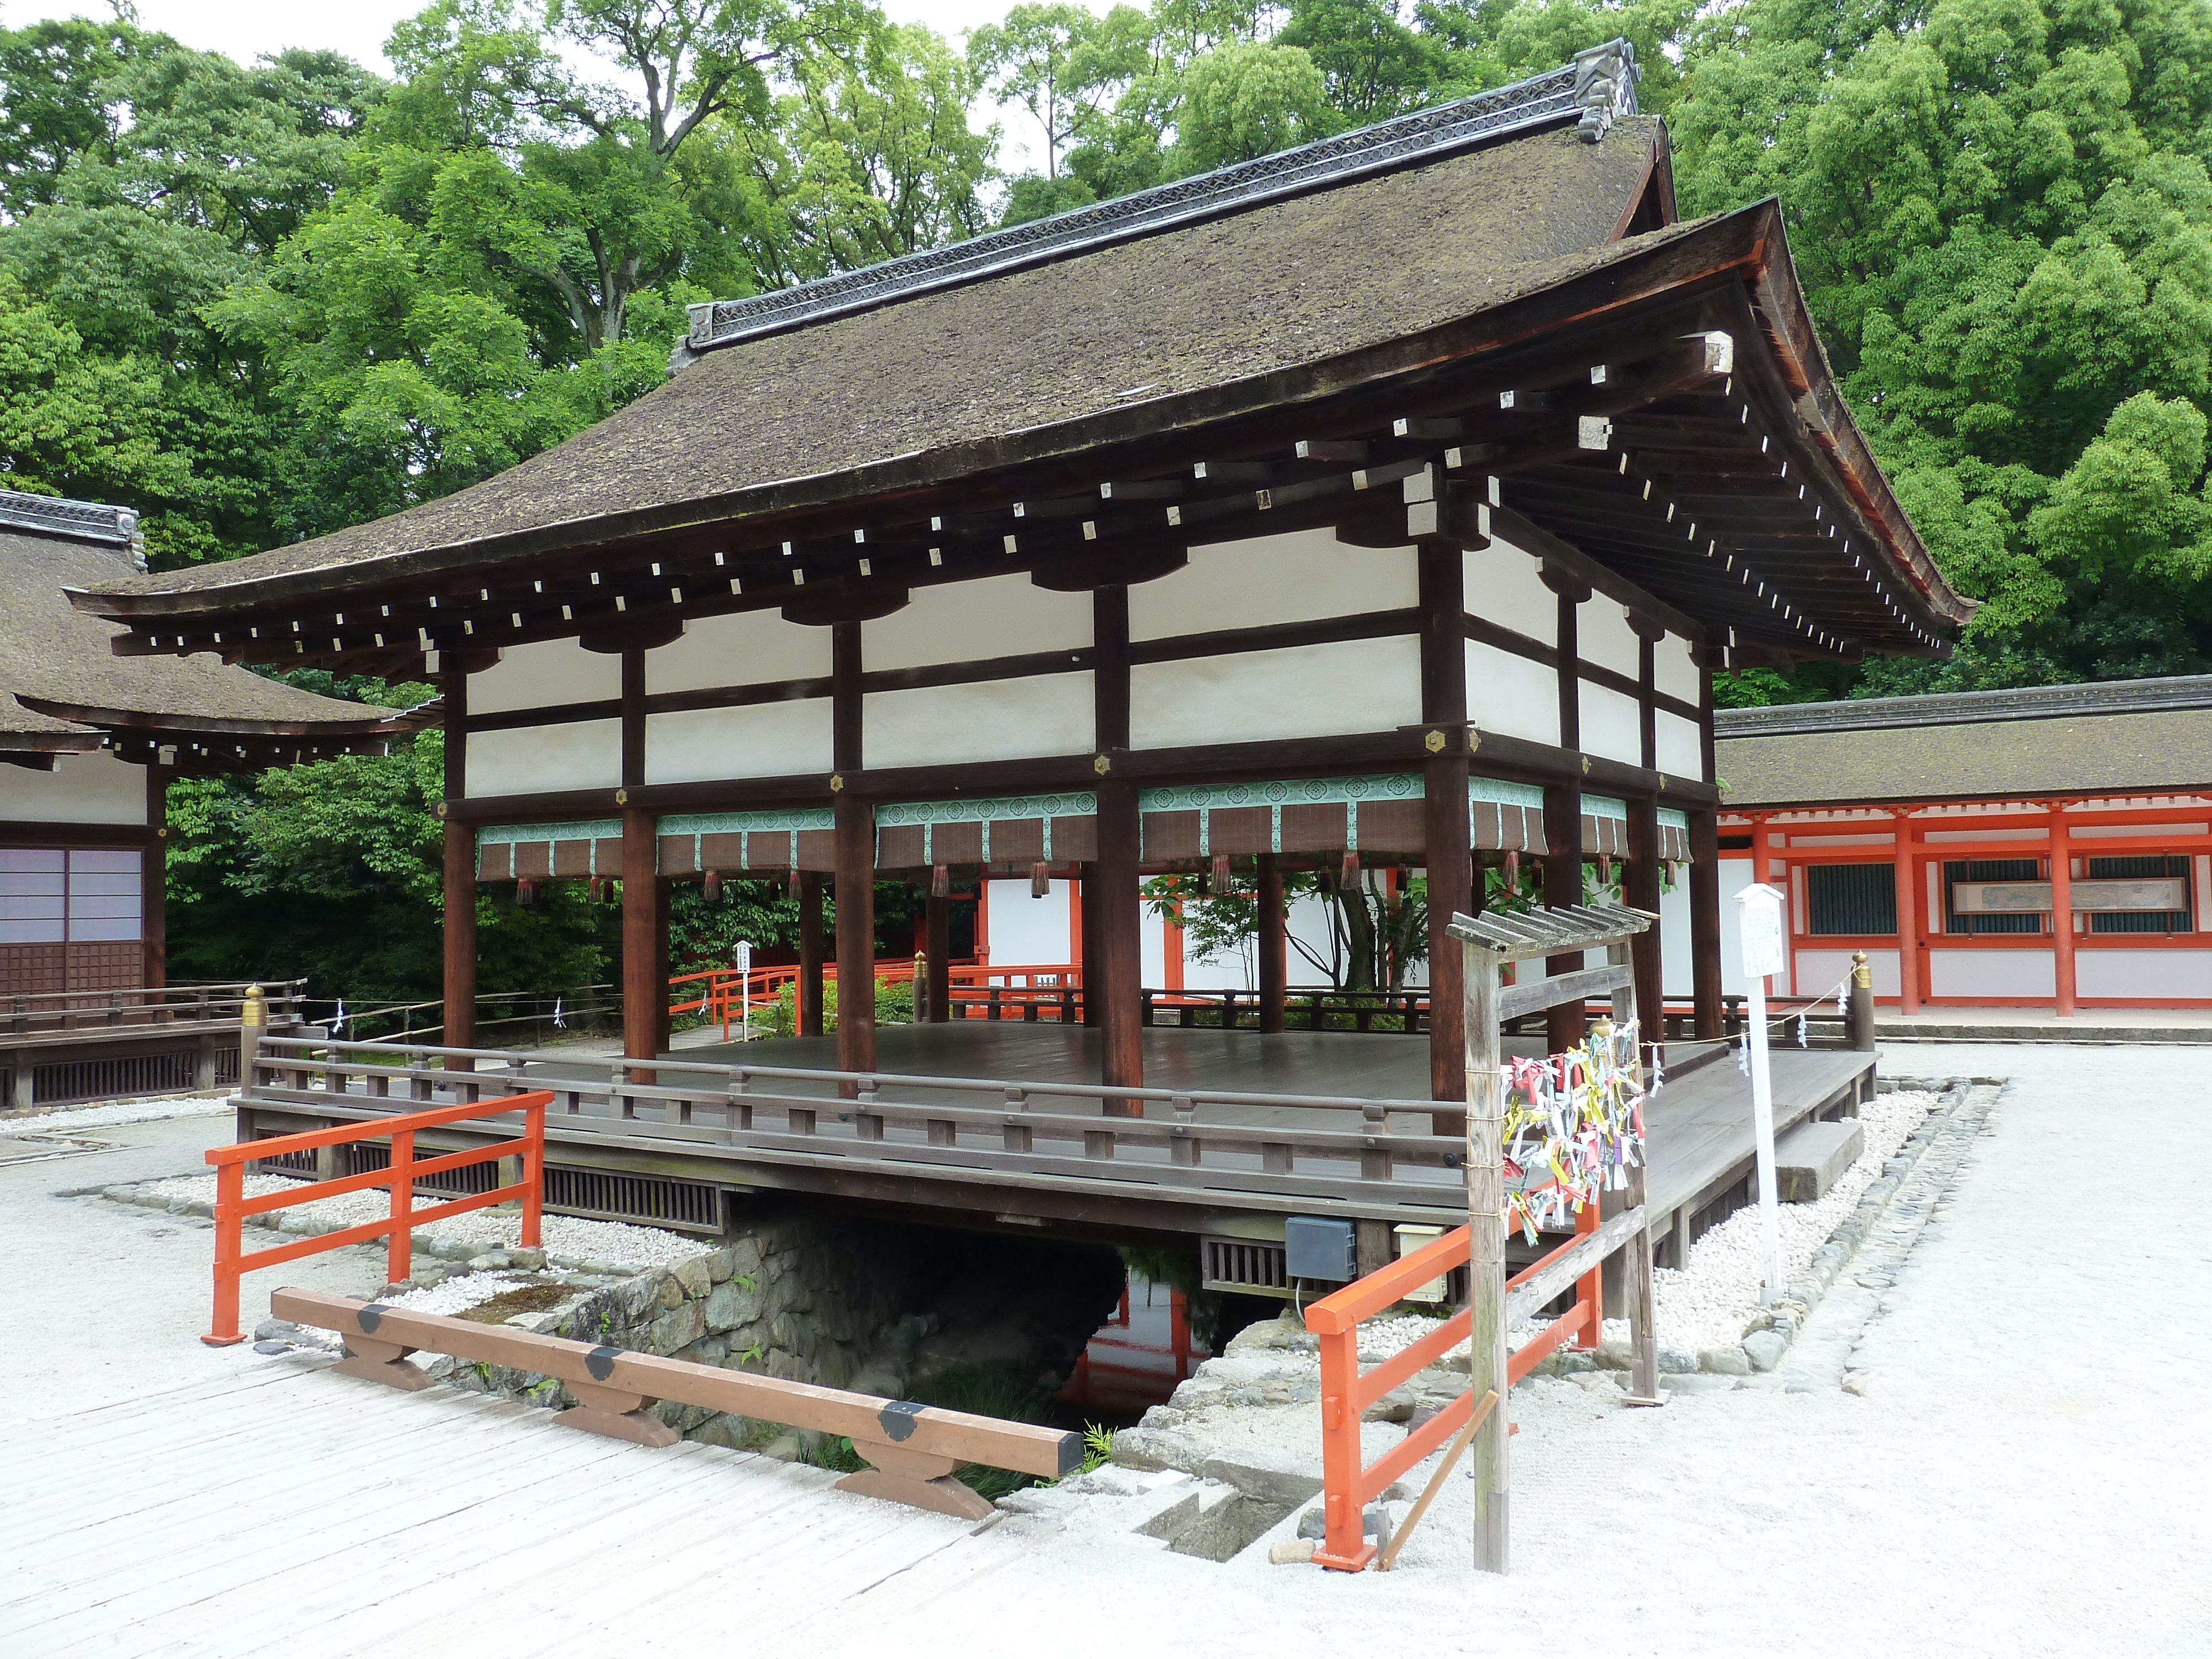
[1579, 682, 1642, 765]
[1133, 638, 1418, 749]
[1465, 641, 1558, 745]
[1796, 946, 1898, 998]
[1655, 633, 1700, 703]
[1656, 711, 1703, 779]
[3, 751, 147, 826]
[1661, 868, 1693, 998]
[983, 878, 1074, 964]
[1131, 529, 1417, 640]
[650, 608, 829, 695]
[1464, 539, 1554, 641]
[473, 639, 619, 714]
[864, 672, 1094, 768]
[2077, 950, 2212, 999]
[1928, 948, 2055, 999]
[867, 575, 1091, 670]
[473, 719, 620, 797]
[646, 702, 831, 785]
[1581, 603, 1641, 679]
[1718, 855, 1754, 988]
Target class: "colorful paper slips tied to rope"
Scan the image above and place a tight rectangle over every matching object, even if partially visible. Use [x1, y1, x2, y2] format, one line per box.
[1501, 1020, 1646, 1244]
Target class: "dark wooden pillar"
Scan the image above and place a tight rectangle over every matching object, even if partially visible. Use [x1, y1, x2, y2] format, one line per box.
[1096, 781, 1142, 1112]
[1079, 872, 1101, 1025]
[142, 763, 168, 989]
[1690, 651, 1724, 1039]
[1417, 540, 1470, 1123]
[830, 619, 874, 1073]
[441, 666, 476, 1062]
[1626, 794, 1663, 1050]
[1543, 565, 1588, 1053]
[798, 873, 826, 1035]
[1257, 853, 1286, 1034]
[620, 806, 661, 1072]
[925, 893, 951, 1022]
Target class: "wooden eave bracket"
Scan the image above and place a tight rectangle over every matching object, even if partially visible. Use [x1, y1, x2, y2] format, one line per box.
[1446, 900, 1656, 962]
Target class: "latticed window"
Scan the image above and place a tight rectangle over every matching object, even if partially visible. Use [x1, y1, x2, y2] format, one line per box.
[1943, 859, 2042, 935]
[2085, 854, 2192, 935]
[1805, 862, 1896, 936]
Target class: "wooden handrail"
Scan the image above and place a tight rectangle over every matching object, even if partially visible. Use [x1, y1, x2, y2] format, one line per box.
[272, 1289, 1079, 1520]
[202, 1090, 548, 1347]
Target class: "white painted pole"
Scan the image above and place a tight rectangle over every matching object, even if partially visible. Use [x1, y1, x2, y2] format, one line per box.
[737, 940, 753, 1043]
[1734, 884, 1786, 1305]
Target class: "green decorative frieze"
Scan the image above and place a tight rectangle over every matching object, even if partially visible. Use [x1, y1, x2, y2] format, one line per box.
[659, 808, 834, 836]
[874, 793, 1095, 826]
[476, 819, 620, 845]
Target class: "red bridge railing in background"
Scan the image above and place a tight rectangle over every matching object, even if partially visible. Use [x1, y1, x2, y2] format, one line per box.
[202, 1091, 550, 1347]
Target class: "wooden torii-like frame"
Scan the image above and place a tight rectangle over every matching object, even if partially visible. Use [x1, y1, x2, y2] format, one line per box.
[1448, 900, 1663, 1573]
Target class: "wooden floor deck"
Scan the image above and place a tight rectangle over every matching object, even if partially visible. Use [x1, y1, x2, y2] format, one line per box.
[0, 1355, 979, 1657]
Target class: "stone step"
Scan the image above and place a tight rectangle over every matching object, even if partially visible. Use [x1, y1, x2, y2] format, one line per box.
[1774, 1117, 1864, 1203]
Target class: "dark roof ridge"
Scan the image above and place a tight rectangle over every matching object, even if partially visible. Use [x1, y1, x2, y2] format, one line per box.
[1, 487, 142, 562]
[676, 38, 1642, 366]
[1714, 675, 2212, 738]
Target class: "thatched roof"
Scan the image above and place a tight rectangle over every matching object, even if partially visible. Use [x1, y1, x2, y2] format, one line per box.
[1715, 678, 2212, 806]
[1, 494, 430, 768]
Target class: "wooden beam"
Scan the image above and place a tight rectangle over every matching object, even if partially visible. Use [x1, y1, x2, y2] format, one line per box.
[1496, 963, 1630, 1022]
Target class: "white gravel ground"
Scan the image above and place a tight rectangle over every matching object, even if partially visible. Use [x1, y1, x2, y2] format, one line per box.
[2, 1092, 235, 1136]
[131, 1171, 709, 1270]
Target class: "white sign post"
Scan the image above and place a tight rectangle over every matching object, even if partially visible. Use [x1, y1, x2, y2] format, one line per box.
[735, 940, 753, 1043]
[1734, 883, 1786, 1305]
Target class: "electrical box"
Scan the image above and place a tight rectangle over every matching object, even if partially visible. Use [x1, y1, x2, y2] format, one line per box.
[1393, 1223, 1448, 1303]
[1284, 1216, 1357, 1282]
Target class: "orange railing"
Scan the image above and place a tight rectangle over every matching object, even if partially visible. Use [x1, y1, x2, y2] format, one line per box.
[1303, 1214, 1603, 1572]
[669, 961, 1084, 1037]
[201, 1091, 551, 1347]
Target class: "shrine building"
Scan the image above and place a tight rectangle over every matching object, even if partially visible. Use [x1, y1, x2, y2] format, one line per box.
[65, 42, 1971, 1159]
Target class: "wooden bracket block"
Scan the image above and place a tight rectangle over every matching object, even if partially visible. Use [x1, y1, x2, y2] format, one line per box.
[834, 1468, 995, 1520]
[555, 1379, 680, 1447]
[333, 1335, 433, 1392]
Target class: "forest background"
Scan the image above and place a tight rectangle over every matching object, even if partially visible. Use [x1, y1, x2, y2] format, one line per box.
[4, 0, 2211, 1009]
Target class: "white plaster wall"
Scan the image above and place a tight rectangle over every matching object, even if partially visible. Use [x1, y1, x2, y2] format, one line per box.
[864, 673, 1094, 769]
[3, 750, 148, 826]
[646, 702, 832, 785]
[1465, 641, 1559, 745]
[1660, 868, 1693, 998]
[1581, 603, 1641, 679]
[1130, 529, 1418, 639]
[1287, 890, 1336, 988]
[1718, 855, 1755, 989]
[472, 719, 621, 797]
[1131, 637, 1420, 749]
[1796, 946, 1898, 998]
[1655, 633, 1700, 704]
[2077, 950, 2212, 999]
[1656, 711, 1703, 779]
[981, 878, 1074, 964]
[650, 609, 830, 695]
[867, 574, 1091, 670]
[1464, 540, 1554, 643]
[472, 639, 619, 714]
[1579, 682, 1642, 765]
[1928, 948, 2056, 999]
[1142, 901, 1167, 985]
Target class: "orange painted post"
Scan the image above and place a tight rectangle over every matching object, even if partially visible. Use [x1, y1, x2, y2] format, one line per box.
[2049, 800, 2077, 1018]
[388, 1127, 414, 1286]
[1572, 1199, 1602, 1349]
[1894, 812, 1922, 1015]
[204, 1160, 247, 1347]
[1314, 1293, 1371, 1571]
[521, 1098, 544, 1248]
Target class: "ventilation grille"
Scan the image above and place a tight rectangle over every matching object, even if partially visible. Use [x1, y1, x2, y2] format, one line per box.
[1203, 1236, 1289, 1294]
[32, 1048, 198, 1105]
[544, 1166, 721, 1233]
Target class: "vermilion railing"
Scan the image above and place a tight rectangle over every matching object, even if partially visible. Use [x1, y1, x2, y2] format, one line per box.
[669, 961, 1082, 1037]
[1303, 1217, 1605, 1572]
[201, 1091, 550, 1347]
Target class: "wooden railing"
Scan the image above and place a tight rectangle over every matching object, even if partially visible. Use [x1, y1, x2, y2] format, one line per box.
[202, 1091, 549, 1345]
[241, 1034, 1464, 1221]
[272, 1289, 1078, 1520]
[3, 978, 306, 1039]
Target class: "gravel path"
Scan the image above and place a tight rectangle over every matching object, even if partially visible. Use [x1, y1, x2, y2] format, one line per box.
[2, 1093, 235, 1136]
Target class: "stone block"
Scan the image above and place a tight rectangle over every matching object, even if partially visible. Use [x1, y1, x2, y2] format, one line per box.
[647, 1301, 706, 1356]
[672, 1256, 712, 1300]
[1741, 1329, 1788, 1372]
[1194, 1456, 1323, 1508]
[1775, 1118, 1865, 1203]
[1658, 1372, 1736, 1394]
[703, 1246, 737, 1284]
[1698, 1345, 1753, 1376]
[1110, 1426, 1202, 1474]
[701, 1278, 761, 1334]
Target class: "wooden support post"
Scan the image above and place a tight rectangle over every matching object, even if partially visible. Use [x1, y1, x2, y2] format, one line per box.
[143, 763, 168, 990]
[1258, 852, 1287, 1035]
[1848, 950, 1876, 1050]
[2048, 800, 2076, 1018]
[1608, 942, 1662, 1405]
[1463, 931, 1507, 1574]
[925, 894, 951, 1023]
[798, 873, 826, 1036]
[834, 798, 877, 1075]
[1542, 782, 1584, 1053]
[1096, 780, 1142, 1115]
[1894, 811, 1922, 1016]
[620, 806, 660, 1079]
[1079, 871, 1101, 1026]
[1688, 807, 1723, 1041]
[1418, 539, 1470, 1130]
[1625, 795, 1663, 1060]
[440, 665, 476, 1065]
